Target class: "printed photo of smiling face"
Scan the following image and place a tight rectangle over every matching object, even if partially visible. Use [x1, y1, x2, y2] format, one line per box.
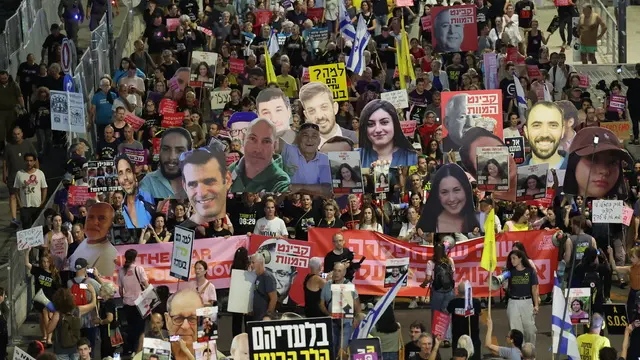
[433, 9, 465, 52]
[116, 155, 138, 195]
[563, 127, 631, 199]
[524, 102, 567, 169]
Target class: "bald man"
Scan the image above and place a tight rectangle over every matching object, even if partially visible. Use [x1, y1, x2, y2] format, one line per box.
[230, 333, 249, 360]
[165, 289, 204, 360]
[69, 202, 117, 275]
[137, 313, 169, 353]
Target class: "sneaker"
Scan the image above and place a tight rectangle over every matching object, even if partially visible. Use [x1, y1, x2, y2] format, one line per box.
[635, 139, 639, 145]
[10, 218, 20, 227]
[408, 299, 418, 309]
[605, 298, 612, 304]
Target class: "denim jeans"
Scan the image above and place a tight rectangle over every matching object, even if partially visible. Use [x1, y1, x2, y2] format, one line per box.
[431, 289, 455, 340]
[374, 14, 388, 35]
[56, 353, 79, 360]
[332, 319, 353, 358]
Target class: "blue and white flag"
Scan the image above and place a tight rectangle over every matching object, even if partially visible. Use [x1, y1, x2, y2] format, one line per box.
[551, 272, 580, 360]
[351, 272, 407, 339]
[346, 15, 371, 76]
[339, 0, 356, 42]
[543, 83, 553, 102]
[268, 30, 280, 56]
[513, 73, 529, 120]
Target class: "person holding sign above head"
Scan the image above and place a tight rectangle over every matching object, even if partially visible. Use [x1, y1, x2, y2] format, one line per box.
[177, 145, 232, 233]
[447, 282, 482, 360]
[139, 127, 193, 199]
[417, 163, 479, 233]
[69, 202, 117, 276]
[229, 118, 291, 194]
[359, 99, 418, 167]
[523, 101, 567, 169]
[299, 82, 358, 148]
[115, 154, 154, 229]
[563, 127, 631, 199]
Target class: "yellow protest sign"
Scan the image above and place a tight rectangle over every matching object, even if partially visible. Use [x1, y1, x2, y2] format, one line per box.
[600, 121, 631, 140]
[309, 63, 348, 101]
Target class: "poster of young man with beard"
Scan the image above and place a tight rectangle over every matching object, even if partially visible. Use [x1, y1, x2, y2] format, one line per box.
[523, 101, 567, 169]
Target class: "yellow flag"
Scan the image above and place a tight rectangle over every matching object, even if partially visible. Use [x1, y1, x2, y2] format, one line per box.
[264, 45, 278, 85]
[397, 37, 406, 90]
[400, 17, 415, 82]
[480, 208, 497, 272]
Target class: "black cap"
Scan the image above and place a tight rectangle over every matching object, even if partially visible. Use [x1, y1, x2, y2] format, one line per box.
[382, 26, 390, 31]
[74, 258, 88, 271]
[299, 122, 320, 132]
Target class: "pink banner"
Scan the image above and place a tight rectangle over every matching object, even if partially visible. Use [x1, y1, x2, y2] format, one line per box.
[608, 95, 626, 112]
[106, 236, 249, 293]
[162, 113, 184, 128]
[623, 206, 634, 226]
[432, 311, 450, 338]
[579, 74, 589, 88]
[68, 186, 96, 206]
[401, 120, 417, 137]
[167, 18, 180, 32]
[527, 65, 542, 80]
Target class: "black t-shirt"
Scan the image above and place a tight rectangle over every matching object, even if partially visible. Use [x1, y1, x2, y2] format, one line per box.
[447, 297, 482, 352]
[340, 211, 361, 230]
[229, 200, 263, 235]
[375, 35, 396, 69]
[97, 138, 120, 160]
[207, 226, 233, 238]
[144, 24, 170, 54]
[30, 266, 57, 299]
[500, 77, 516, 112]
[508, 267, 538, 297]
[291, 204, 323, 241]
[623, 77, 640, 112]
[515, 0, 535, 28]
[476, 6, 489, 32]
[179, 0, 199, 21]
[283, 36, 305, 65]
[31, 100, 51, 129]
[17, 62, 39, 92]
[286, 10, 307, 28]
[42, 34, 67, 65]
[446, 64, 465, 91]
[45, 75, 65, 92]
[405, 341, 421, 360]
[324, 249, 355, 280]
[317, 217, 345, 229]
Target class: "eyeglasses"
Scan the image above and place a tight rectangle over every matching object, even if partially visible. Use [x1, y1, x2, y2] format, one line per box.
[230, 128, 248, 138]
[170, 315, 198, 326]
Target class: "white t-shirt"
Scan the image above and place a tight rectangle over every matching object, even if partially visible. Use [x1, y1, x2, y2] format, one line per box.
[13, 169, 47, 207]
[254, 217, 289, 237]
[502, 127, 521, 139]
[357, 223, 383, 232]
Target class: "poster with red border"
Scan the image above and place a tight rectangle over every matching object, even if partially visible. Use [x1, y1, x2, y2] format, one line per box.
[430, 5, 478, 52]
[440, 90, 504, 147]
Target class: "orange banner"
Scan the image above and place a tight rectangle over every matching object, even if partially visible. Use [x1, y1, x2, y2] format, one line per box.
[600, 121, 631, 140]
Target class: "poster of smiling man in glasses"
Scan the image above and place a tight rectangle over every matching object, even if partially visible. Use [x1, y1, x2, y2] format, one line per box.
[178, 140, 232, 234]
[250, 237, 313, 307]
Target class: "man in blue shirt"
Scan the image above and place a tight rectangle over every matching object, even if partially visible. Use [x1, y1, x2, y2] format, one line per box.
[115, 154, 154, 229]
[90, 78, 117, 142]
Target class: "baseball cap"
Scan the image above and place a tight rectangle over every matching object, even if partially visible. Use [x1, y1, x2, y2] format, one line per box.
[569, 127, 632, 164]
[299, 123, 320, 132]
[74, 258, 88, 271]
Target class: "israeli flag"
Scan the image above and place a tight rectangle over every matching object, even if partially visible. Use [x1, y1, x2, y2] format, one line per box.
[551, 272, 581, 360]
[513, 73, 529, 120]
[544, 83, 553, 102]
[346, 15, 371, 76]
[339, 0, 356, 42]
[351, 272, 407, 339]
[268, 30, 280, 56]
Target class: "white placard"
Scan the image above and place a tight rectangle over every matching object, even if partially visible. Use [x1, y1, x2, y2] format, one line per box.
[384, 257, 409, 287]
[143, 337, 171, 360]
[242, 85, 255, 97]
[134, 285, 160, 318]
[170, 226, 195, 281]
[464, 280, 474, 315]
[14, 347, 35, 360]
[592, 200, 624, 224]
[331, 283, 355, 318]
[227, 269, 256, 314]
[210, 90, 231, 110]
[17, 226, 44, 251]
[50, 90, 86, 134]
[191, 51, 219, 67]
[381, 90, 409, 109]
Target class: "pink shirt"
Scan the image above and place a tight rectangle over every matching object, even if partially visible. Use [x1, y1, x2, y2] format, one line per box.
[118, 265, 148, 306]
[190, 280, 217, 305]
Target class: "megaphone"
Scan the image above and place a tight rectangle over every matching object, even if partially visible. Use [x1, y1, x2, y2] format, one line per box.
[443, 235, 457, 252]
[34, 289, 56, 312]
[489, 271, 511, 291]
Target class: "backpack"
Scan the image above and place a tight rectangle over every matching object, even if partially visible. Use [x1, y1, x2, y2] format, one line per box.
[433, 261, 454, 291]
[582, 269, 602, 305]
[59, 314, 82, 348]
[70, 278, 88, 306]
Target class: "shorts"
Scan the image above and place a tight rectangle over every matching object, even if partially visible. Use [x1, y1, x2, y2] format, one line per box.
[580, 45, 597, 54]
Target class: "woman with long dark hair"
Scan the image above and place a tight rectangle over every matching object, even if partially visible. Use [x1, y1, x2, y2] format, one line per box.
[370, 307, 401, 360]
[417, 163, 479, 233]
[117, 249, 149, 354]
[25, 250, 60, 345]
[45, 213, 72, 271]
[420, 243, 455, 346]
[359, 100, 418, 167]
[481, 159, 507, 185]
[503, 204, 530, 232]
[505, 249, 539, 344]
[424, 139, 443, 164]
[231, 247, 250, 337]
[336, 163, 362, 188]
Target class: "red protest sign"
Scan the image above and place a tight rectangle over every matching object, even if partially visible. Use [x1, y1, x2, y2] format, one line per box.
[400, 120, 417, 138]
[527, 65, 542, 80]
[608, 95, 626, 112]
[306, 7, 324, 20]
[68, 186, 96, 206]
[506, 47, 525, 64]
[167, 18, 180, 32]
[162, 113, 184, 128]
[554, 0, 569, 5]
[579, 74, 589, 88]
[124, 113, 145, 131]
[230, 58, 245, 74]
[197, 26, 213, 36]
[152, 138, 161, 161]
[431, 311, 450, 338]
[255, 10, 272, 26]
[302, 68, 310, 83]
[421, 15, 432, 31]
[159, 99, 177, 115]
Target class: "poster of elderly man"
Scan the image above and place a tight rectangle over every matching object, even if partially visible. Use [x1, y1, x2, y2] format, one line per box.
[431, 5, 479, 53]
